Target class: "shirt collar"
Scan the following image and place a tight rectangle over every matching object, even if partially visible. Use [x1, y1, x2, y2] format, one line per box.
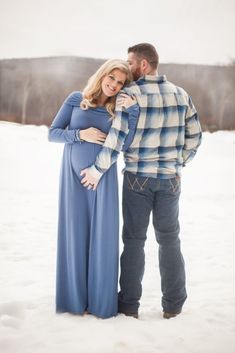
[137, 74, 167, 83]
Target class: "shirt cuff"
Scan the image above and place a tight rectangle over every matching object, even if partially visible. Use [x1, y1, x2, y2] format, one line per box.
[88, 165, 103, 181]
[75, 129, 83, 142]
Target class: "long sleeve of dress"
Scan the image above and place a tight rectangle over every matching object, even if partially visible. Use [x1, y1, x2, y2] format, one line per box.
[48, 92, 82, 143]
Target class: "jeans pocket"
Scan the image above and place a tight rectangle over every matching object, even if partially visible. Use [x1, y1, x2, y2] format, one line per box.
[125, 172, 149, 192]
[168, 176, 181, 193]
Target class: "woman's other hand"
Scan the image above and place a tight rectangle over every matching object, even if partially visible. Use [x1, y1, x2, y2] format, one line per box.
[116, 93, 137, 109]
[79, 127, 107, 145]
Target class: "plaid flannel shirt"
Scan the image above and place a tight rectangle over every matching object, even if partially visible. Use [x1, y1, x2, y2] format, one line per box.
[88, 74, 202, 180]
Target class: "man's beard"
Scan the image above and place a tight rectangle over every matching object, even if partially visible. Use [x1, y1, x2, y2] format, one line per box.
[132, 66, 142, 81]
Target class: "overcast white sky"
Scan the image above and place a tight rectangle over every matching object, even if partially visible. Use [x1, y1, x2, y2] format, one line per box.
[0, 0, 235, 64]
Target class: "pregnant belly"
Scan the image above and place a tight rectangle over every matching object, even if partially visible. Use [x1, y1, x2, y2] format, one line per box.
[70, 142, 102, 177]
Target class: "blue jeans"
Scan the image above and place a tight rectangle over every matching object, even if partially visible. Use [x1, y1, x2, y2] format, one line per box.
[118, 171, 187, 314]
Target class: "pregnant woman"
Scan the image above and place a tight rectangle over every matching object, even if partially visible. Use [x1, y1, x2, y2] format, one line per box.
[48, 59, 139, 318]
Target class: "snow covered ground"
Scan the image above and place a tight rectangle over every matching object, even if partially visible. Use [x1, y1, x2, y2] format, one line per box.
[0, 121, 235, 353]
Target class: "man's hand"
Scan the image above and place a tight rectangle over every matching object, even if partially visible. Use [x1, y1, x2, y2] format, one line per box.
[80, 169, 99, 190]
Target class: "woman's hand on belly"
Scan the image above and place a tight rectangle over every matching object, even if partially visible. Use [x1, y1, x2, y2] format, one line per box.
[79, 127, 107, 145]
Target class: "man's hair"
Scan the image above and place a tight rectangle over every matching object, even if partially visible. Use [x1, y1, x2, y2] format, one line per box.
[128, 43, 159, 69]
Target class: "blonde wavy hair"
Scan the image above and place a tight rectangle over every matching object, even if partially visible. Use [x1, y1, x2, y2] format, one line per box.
[80, 59, 132, 119]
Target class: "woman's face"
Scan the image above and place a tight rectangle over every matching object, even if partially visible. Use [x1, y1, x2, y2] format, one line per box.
[101, 69, 126, 97]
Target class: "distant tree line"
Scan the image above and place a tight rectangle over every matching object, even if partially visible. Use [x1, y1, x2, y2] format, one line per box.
[0, 56, 235, 130]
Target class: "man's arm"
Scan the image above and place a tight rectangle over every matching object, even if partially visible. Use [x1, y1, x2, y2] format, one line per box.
[182, 96, 202, 165]
[80, 105, 130, 189]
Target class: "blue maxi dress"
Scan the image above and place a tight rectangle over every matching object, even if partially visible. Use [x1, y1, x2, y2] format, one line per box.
[48, 91, 139, 318]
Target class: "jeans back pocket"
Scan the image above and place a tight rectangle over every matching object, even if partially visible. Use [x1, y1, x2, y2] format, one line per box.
[168, 176, 181, 193]
[125, 172, 149, 192]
